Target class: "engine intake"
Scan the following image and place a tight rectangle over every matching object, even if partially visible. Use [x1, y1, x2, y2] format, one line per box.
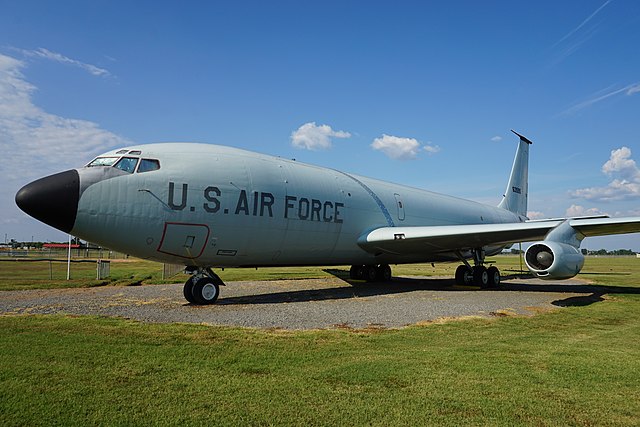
[524, 241, 584, 280]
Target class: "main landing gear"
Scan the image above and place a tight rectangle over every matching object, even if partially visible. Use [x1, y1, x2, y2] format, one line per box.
[349, 264, 392, 282]
[183, 267, 225, 305]
[454, 249, 501, 288]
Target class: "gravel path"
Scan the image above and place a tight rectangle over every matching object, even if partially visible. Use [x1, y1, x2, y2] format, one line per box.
[0, 276, 597, 330]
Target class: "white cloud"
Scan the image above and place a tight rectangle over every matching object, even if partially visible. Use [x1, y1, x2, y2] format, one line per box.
[571, 147, 640, 201]
[290, 122, 351, 150]
[527, 211, 546, 220]
[565, 204, 607, 217]
[572, 180, 640, 201]
[627, 84, 640, 95]
[16, 47, 111, 77]
[0, 53, 129, 228]
[423, 143, 441, 155]
[560, 82, 640, 116]
[602, 146, 640, 180]
[371, 134, 421, 160]
[491, 136, 502, 142]
[371, 134, 440, 160]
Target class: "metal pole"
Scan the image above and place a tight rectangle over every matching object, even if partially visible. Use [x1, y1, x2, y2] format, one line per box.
[67, 235, 71, 280]
[519, 242, 523, 275]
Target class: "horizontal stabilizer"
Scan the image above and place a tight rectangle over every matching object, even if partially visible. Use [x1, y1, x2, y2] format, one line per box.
[511, 129, 533, 145]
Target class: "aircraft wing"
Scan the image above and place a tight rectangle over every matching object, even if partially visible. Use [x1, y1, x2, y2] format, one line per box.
[569, 217, 640, 237]
[357, 217, 640, 255]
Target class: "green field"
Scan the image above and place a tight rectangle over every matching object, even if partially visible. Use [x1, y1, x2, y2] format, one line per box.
[1, 256, 639, 425]
[0, 254, 638, 290]
[0, 254, 606, 289]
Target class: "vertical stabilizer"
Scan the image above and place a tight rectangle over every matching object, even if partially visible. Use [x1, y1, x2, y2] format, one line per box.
[498, 130, 531, 218]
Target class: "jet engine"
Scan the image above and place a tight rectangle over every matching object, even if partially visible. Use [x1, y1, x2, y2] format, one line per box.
[524, 241, 584, 280]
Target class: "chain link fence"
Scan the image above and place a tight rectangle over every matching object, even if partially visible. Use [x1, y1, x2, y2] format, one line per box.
[0, 248, 188, 283]
[0, 247, 130, 260]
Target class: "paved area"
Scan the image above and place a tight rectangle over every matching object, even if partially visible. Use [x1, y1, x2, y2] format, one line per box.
[0, 276, 599, 330]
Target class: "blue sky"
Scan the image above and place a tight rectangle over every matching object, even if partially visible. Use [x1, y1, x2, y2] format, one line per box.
[1, 0, 639, 250]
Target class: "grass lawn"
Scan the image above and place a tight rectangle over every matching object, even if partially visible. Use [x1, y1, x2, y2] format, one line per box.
[0, 258, 335, 290]
[1, 256, 639, 425]
[1, 254, 638, 291]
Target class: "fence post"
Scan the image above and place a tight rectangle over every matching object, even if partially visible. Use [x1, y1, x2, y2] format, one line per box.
[96, 260, 110, 280]
[67, 235, 71, 280]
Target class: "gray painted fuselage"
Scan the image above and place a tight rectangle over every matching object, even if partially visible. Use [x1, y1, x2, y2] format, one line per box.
[71, 143, 520, 267]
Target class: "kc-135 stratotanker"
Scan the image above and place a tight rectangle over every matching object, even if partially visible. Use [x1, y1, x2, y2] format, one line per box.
[16, 131, 640, 304]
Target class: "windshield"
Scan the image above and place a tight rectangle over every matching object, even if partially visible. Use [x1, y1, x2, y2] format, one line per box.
[114, 157, 139, 174]
[87, 157, 119, 167]
[137, 159, 160, 173]
[86, 155, 160, 173]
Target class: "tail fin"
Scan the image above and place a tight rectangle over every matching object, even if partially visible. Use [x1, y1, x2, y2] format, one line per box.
[498, 130, 531, 218]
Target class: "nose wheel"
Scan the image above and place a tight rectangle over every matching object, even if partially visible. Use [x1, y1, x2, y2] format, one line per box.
[183, 268, 224, 305]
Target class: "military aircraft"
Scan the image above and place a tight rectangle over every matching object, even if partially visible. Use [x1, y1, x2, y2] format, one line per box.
[16, 131, 640, 304]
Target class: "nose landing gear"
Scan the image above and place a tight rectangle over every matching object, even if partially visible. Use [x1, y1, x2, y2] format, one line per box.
[183, 267, 225, 305]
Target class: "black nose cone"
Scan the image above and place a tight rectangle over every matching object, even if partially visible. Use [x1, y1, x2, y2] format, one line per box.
[15, 169, 80, 233]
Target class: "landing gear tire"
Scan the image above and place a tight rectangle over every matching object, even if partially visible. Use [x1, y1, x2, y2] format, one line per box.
[192, 277, 220, 305]
[351, 264, 392, 283]
[378, 264, 392, 282]
[183, 276, 197, 304]
[473, 266, 489, 288]
[349, 265, 368, 280]
[365, 265, 379, 282]
[455, 265, 474, 285]
[487, 266, 500, 288]
[455, 265, 467, 286]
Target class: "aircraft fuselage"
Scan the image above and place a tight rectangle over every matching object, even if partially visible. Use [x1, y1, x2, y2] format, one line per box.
[65, 143, 520, 267]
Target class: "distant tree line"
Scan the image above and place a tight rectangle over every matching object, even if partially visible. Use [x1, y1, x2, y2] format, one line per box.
[2, 237, 84, 249]
[581, 248, 637, 256]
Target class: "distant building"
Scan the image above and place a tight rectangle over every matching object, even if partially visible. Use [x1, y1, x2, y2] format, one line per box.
[43, 243, 81, 249]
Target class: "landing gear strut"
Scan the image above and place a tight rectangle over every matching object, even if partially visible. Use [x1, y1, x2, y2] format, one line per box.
[349, 264, 392, 282]
[454, 249, 500, 288]
[183, 267, 224, 305]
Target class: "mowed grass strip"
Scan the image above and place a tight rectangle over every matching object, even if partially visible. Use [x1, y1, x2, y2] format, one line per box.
[1, 255, 639, 291]
[0, 259, 157, 290]
[1, 292, 639, 426]
[1, 255, 639, 424]
[0, 259, 333, 290]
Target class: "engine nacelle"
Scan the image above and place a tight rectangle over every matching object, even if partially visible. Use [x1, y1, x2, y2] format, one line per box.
[524, 241, 585, 280]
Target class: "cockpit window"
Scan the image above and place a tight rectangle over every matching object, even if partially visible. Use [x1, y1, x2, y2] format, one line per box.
[114, 157, 139, 174]
[128, 150, 142, 155]
[88, 157, 119, 167]
[116, 149, 128, 154]
[137, 158, 160, 173]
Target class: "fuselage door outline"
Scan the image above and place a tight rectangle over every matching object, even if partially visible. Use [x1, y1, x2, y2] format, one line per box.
[394, 193, 405, 221]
